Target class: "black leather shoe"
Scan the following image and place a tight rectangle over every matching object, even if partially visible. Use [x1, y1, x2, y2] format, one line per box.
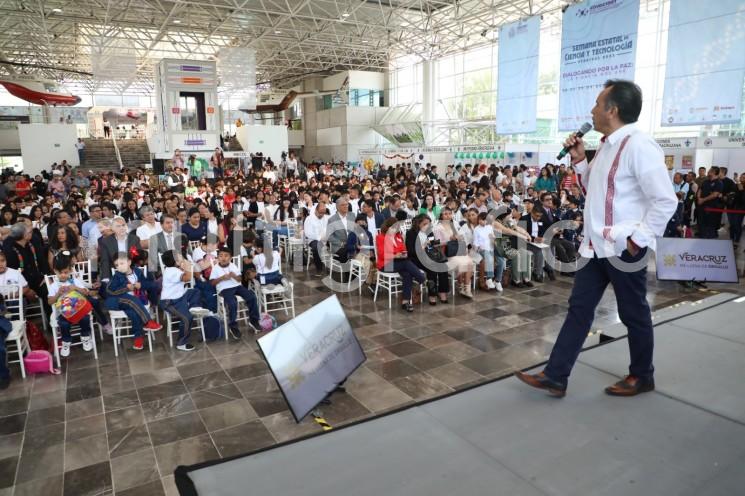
[605, 375, 655, 396]
[524, 281, 534, 287]
[514, 371, 566, 398]
[401, 302, 414, 312]
[546, 270, 556, 281]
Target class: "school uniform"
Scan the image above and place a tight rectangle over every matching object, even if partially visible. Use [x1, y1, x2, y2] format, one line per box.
[210, 262, 259, 329]
[48, 276, 95, 342]
[159, 266, 202, 346]
[105, 268, 156, 337]
[254, 251, 283, 285]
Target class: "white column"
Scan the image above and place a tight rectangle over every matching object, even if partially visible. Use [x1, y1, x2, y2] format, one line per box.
[422, 60, 435, 146]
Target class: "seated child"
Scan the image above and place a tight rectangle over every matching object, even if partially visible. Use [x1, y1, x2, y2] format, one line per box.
[48, 255, 110, 357]
[240, 231, 257, 270]
[105, 254, 162, 351]
[252, 243, 286, 286]
[159, 250, 203, 352]
[210, 247, 260, 338]
[191, 235, 218, 312]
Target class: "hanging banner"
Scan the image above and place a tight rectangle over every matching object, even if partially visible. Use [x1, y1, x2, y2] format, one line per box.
[558, 0, 640, 131]
[497, 16, 540, 135]
[662, 0, 745, 126]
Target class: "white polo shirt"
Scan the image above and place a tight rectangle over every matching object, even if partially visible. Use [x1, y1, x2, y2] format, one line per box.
[136, 222, 162, 242]
[48, 276, 86, 299]
[161, 266, 186, 301]
[209, 263, 241, 293]
[0, 268, 27, 290]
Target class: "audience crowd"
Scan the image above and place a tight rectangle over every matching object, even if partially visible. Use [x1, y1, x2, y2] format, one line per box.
[0, 155, 742, 390]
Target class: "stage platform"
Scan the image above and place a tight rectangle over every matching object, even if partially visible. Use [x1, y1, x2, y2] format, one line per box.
[176, 292, 745, 496]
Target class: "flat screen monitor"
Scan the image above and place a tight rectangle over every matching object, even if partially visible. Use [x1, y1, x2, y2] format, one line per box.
[257, 295, 366, 422]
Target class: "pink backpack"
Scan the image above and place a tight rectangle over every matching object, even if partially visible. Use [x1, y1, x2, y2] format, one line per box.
[259, 313, 277, 332]
[23, 351, 61, 375]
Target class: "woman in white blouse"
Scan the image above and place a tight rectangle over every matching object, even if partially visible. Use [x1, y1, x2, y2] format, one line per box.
[434, 207, 473, 298]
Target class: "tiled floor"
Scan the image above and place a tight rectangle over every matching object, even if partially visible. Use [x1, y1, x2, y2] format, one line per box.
[0, 268, 742, 496]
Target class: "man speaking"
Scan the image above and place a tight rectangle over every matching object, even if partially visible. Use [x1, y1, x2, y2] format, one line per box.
[516, 80, 677, 398]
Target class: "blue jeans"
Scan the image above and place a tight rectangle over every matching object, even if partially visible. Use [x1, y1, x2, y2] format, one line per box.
[220, 285, 260, 327]
[272, 226, 288, 249]
[494, 256, 506, 282]
[480, 249, 494, 277]
[544, 249, 653, 387]
[58, 314, 92, 342]
[160, 289, 202, 346]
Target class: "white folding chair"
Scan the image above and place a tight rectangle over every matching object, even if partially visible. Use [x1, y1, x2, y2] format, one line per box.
[373, 271, 402, 308]
[254, 277, 295, 320]
[73, 260, 93, 287]
[107, 267, 157, 356]
[44, 275, 99, 368]
[0, 284, 29, 378]
[213, 256, 251, 339]
[164, 307, 207, 347]
[348, 259, 369, 295]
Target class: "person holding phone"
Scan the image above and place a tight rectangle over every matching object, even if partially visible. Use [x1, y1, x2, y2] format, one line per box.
[375, 217, 425, 313]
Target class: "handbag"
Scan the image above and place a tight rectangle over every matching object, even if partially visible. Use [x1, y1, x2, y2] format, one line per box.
[54, 289, 93, 324]
[445, 240, 460, 257]
[425, 244, 448, 264]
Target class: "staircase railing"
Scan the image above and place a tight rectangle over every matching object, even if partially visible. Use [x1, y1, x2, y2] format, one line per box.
[110, 131, 124, 171]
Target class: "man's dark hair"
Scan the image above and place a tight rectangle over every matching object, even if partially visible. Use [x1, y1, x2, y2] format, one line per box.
[604, 79, 642, 124]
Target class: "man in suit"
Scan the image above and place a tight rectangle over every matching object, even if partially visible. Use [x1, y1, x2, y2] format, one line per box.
[381, 195, 402, 221]
[520, 207, 552, 281]
[540, 192, 578, 267]
[98, 216, 143, 283]
[326, 198, 357, 263]
[361, 199, 385, 237]
[148, 214, 191, 273]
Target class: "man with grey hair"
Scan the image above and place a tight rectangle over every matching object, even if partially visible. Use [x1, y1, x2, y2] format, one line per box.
[135, 205, 162, 249]
[98, 216, 142, 282]
[326, 198, 356, 263]
[2, 222, 47, 301]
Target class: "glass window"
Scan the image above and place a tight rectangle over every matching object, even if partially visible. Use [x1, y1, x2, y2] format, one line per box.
[180, 95, 198, 130]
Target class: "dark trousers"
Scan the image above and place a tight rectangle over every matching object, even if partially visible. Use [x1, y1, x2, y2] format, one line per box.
[544, 249, 654, 386]
[700, 209, 722, 239]
[58, 315, 92, 342]
[552, 238, 578, 263]
[195, 279, 217, 312]
[727, 212, 743, 244]
[220, 285, 260, 327]
[160, 289, 202, 346]
[424, 268, 449, 294]
[385, 259, 425, 300]
[0, 316, 10, 380]
[106, 294, 151, 337]
[309, 240, 324, 271]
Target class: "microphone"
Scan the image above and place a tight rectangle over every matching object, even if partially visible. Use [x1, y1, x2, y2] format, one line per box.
[557, 122, 592, 161]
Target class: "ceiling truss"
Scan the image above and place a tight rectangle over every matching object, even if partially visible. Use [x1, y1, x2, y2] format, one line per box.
[0, 0, 567, 95]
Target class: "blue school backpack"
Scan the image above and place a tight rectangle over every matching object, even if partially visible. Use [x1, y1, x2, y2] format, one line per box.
[202, 315, 225, 341]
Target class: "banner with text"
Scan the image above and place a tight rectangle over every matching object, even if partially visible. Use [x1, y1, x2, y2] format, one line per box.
[559, 0, 640, 131]
[497, 16, 540, 135]
[656, 238, 738, 284]
[662, 0, 745, 126]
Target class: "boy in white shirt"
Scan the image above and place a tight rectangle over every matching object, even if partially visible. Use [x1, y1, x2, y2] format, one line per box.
[210, 247, 260, 338]
[159, 250, 203, 351]
[473, 212, 497, 290]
